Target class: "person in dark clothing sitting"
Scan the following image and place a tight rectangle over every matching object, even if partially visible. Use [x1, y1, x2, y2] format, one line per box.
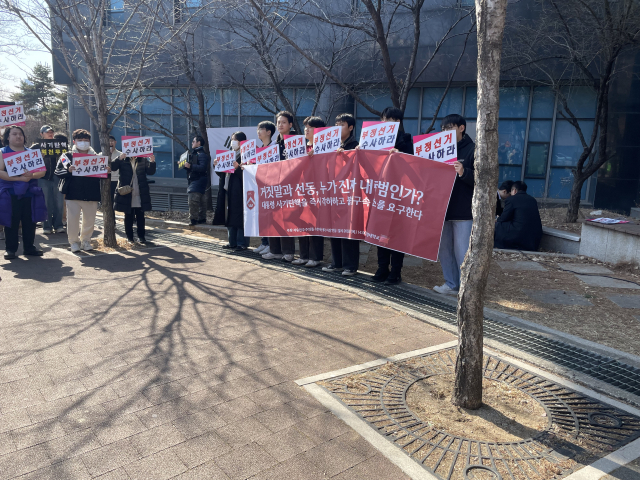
[494, 181, 543, 252]
[370, 107, 413, 285]
[496, 180, 514, 217]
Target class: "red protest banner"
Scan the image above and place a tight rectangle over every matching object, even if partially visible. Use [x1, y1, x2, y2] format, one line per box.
[243, 150, 456, 261]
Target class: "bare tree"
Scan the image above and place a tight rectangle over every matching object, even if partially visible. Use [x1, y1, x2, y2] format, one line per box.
[245, 0, 475, 123]
[2, 0, 204, 246]
[452, 0, 507, 409]
[503, 0, 640, 222]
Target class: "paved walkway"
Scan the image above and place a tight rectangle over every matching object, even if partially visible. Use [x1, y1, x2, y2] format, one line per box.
[0, 244, 453, 479]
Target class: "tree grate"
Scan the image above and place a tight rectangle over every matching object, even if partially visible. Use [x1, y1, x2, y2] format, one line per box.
[319, 347, 640, 480]
[97, 221, 640, 400]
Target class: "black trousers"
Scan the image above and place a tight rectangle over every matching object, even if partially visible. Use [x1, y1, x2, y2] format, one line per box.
[377, 246, 404, 272]
[5, 195, 36, 253]
[124, 208, 146, 240]
[329, 238, 360, 270]
[268, 236, 295, 255]
[299, 236, 324, 261]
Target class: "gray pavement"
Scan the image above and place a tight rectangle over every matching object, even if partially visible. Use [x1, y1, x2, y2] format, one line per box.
[0, 243, 453, 479]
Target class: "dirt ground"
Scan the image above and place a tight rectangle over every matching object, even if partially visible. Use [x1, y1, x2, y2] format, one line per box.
[538, 205, 632, 233]
[406, 374, 546, 442]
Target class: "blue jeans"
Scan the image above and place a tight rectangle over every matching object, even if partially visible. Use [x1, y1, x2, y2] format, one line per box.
[438, 220, 473, 290]
[38, 177, 64, 230]
[228, 226, 249, 248]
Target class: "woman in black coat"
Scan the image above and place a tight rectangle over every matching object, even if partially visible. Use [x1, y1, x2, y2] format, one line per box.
[212, 131, 248, 251]
[111, 153, 156, 243]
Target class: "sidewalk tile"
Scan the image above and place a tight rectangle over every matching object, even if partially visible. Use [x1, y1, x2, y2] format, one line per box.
[172, 461, 230, 480]
[332, 454, 410, 480]
[172, 409, 227, 439]
[43, 428, 102, 462]
[255, 425, 317, 462]
[215, 442, 277, 480]
[9, 419, 67, 449]
[124, 449, 187, 480]
[254, 403, 305, 433]
[523, 289, 592, 306]
[94, 412, 148, 445]
[129, 423, 186, 457]
[0, 444, 51, 479]
[303, 437, 369, 477]
[80, 437, 140, 477]
[170, 431, 232, 468]
[577, 275, 640, 289]
[216, 416, 272, 447]
[0, 408, 33, 433]
[606, 294, 640, 309]
[19, 457, 90, 480]
[497, 260, 546, 271]
[247, 454, 326, 480]
[212, 396, 263, 423]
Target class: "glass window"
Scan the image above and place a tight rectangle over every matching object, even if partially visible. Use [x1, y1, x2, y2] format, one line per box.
[141, 89, 171, 115]
[525, 143, 549, 178]
[223, 89, 238, 116]
[498, 166, 522, 184]
[241, 90, 275, 117]
[499, 87, 529, 118]
[403, 120, 419, 138]
[548, 168, 588, 200]
[141, 114, 171, 135]
[403, 88, 421, 119]
[295, 88, 316, 117]
[559, 86, 597, 118]
[527, 120, 552, 143]
[525, 178, 546, 198]
[531, 87, 555, 118]
[551, 120, 594, 167]
[107, 115, 126, 151]
[465, 120, 476, 141]
[421, 118, 441, 134]
[173, 116, 188, 179]
[464, 87, 477, 118]
[153, 152, 173, 178]
[422, 87, 463, 120]
[110, 0, 124, 11]
[498, 120, 526, 165]
[355, 90, 391, 118]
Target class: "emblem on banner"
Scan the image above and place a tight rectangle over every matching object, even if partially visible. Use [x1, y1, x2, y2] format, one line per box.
[246, 190, 256, 210]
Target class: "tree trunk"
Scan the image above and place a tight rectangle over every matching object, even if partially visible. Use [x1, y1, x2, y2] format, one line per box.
[452, 0, 507, 410]
[94, 79, 118, 248]
[565, 176, 585, 223]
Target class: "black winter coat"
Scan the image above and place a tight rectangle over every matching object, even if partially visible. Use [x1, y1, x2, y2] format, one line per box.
[394, 131, 413, 155]
[341, 133, 359, 150]
[186, 146, 210, 194]
[445, 134, 475, 221]
[212, 152, 244, 228]
[55, 152, 101, 202]
[494, 191, 543, 251]
[111, 156, 157, 213]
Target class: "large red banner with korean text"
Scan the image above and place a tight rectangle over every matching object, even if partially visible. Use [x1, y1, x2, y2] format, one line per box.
[243, 150, 456, 261]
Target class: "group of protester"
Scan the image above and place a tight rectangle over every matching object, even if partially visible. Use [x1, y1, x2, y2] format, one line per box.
[0, 125, 156, 258]
[1, 106, 543, 296]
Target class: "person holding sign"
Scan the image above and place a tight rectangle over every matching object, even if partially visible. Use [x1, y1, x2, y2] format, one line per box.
[30, 125, 65, 234]
[262, 114, 296, 261]
[0, 125, 47, 259]
[252, 121, 276, 254]
[111, 152, 156, 244]
[55, 129, 109, 253]
[323, 113, 361, 275]
[433, 114, 476, 296]
[184, 135, 210, 226]
[288, 116, 326, 267]
[212, 132, 249, 251]
[369, 107, 413, 285]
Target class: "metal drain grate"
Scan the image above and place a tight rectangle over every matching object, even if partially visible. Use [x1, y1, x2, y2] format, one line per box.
[321, 347, 640, 480]
[97, 221, 640, 399]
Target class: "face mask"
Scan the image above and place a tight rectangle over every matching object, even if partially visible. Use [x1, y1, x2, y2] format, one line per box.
[76, 141, 90, 150]
[230, 140, 239, 149]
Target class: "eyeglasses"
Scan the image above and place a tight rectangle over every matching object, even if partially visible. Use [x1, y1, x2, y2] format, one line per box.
[441, 125, 455, 131]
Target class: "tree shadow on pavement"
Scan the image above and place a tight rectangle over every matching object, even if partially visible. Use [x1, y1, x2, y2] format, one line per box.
[1, 257, 75, 283]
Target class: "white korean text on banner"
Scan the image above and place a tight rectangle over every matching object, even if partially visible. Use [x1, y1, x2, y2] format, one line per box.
[240, 139, 257, 165]
[214, 150, 236, 173]
[312, 126, 341, 154]
[1, 149, 46, 177]
[121, 136, 153, 157]
[71, 153, 109, 178]
[358, 121, 399, 150]
[413, 131, 457, 164]
[256, 144, 280, 165]
[283, 135, 307, 160]
[0, 105, 26, 127]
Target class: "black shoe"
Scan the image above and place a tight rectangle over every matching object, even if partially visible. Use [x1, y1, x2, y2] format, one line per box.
[189, 220, 198, 226]
[137, 238, 147, 244]
[24, 249, 44, 257]
[4, 251, 16, 260]
[222, 244, 235, 249]
[127, 237, 135, 243]
[234, 246, 247, 252]
[198, 219, 207, 224]
[385, 274, 401, 285]
[371, 267, 389, 282]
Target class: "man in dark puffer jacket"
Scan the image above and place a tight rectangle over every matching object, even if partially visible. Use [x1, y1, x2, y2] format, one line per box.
[433, 114, 475, 296]
[184, 135, 210, 226]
